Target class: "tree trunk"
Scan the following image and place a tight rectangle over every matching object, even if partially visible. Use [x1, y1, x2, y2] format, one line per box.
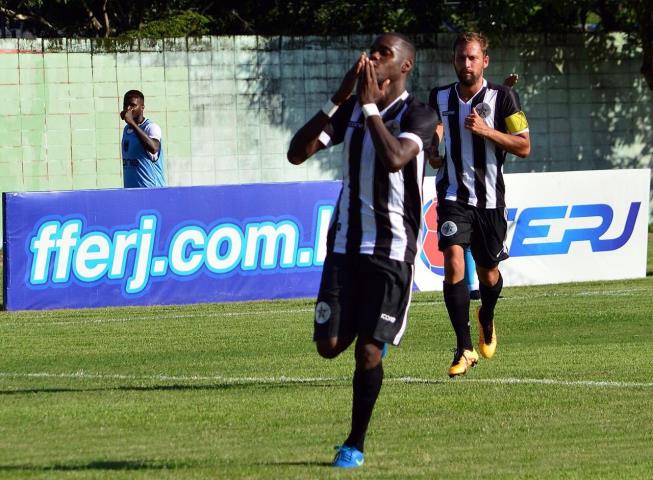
[102, 0, 111, 37]
[0, 5, 58, 34]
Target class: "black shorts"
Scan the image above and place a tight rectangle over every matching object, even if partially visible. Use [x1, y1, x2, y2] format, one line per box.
[314, 253, 413, 346]
[436, 199, 509, 268]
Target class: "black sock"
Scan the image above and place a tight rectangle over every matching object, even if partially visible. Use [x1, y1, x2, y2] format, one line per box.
[344, 363, 383, 453]
[479, 273, 503, 329]
[443, 280, 472, 352]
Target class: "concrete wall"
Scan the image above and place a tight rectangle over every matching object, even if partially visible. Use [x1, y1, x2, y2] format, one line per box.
[0, 33, 651, 227]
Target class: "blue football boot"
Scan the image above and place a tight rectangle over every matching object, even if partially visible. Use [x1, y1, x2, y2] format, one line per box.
[332, 445, 365, 468]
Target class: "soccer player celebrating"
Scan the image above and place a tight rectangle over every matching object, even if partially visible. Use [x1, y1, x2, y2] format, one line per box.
[428, 33, 530, 377]
[120, 90, 166, 188]
[287, 33, 437, 468]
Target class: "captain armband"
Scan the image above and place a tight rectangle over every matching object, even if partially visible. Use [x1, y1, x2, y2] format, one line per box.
[505, 111, 529, 135]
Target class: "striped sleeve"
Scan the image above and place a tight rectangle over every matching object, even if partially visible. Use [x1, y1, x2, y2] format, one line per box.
[319, 97, 357, 147]
[399, 101, 438, 151]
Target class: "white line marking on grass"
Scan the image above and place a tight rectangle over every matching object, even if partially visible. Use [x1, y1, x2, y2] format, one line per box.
[1, 371, 651, 389]
[397, 376, 653, 388]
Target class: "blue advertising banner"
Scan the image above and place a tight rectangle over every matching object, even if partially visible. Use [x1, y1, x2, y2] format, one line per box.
[3, 182, 340, 310]
[4, 170, 649, 311]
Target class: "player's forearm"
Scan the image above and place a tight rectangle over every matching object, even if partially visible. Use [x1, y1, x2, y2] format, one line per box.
[366, 116, 418, 172]
[427, 124, 444, 168]
[130, 125, 160, 156]
[426, 147, 443, 169]
[482, 129, 530, 158]
[435, 123, 444, 145]
[287, 112, 330, 165]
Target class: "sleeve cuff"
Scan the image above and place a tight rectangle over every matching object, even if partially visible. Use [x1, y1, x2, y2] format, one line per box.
[398, 132, 423, 152]
[318, 131, 332, 147]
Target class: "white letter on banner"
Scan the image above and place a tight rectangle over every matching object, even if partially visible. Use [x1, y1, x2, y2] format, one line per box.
[74, 233, 111, 281]
[169, 227, 206, 275]
[313, 206, 333, 265]
[126, 215, 157, 293]
[206, 224, 243, 273]
[243, 222, 298, 270]
[29, 222, 60, 284]
[53, 220, 82, 282]
[110, 231, 139, 278]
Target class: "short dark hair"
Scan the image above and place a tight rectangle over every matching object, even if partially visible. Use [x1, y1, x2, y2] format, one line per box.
[123, 89, 144, 103]
[387, 32, 416, 63]
[453, 32, 489, 56]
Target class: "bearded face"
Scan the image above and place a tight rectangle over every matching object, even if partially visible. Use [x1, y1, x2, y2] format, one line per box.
[453, 41, 488, 87]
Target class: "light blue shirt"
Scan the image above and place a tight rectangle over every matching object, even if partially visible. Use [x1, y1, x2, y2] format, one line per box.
[122, 118, 166, 188]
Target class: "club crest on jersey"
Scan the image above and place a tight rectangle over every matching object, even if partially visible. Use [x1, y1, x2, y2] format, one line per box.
[440, 221, 458, 237]
[475, 102, 492, 119]
[315, 301, 331, 325]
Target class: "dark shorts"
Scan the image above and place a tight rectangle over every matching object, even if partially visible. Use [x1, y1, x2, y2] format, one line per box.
[314, 253, 413, 346]
[436, 200, 509, 268]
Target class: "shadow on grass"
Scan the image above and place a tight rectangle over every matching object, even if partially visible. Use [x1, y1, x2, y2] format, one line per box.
[256, 460, 334, 467]
[0, 459, 190, 471]
[0, 381, 347, 396]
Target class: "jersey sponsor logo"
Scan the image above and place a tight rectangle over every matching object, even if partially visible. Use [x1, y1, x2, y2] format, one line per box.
[442, 110, 455, 116]
[384, 119, 400, 135]
[348, 121, 363, 129]
[475, 102, 492, 118]
[315, 302, 331, 324]
[440, 221, 457, 237]
[380, 312, 396, 323]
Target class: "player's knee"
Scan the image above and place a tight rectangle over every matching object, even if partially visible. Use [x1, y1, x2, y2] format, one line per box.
[444, 246, 466, 282]
[478, 267, 500, 286]
[355, 343, 382, 369]
[316, 341, 340, 359]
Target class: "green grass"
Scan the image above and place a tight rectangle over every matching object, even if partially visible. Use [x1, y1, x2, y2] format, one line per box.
[0, 235, 651, 479]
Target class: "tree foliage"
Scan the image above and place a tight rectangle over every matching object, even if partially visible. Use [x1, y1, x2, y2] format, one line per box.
[1, 0, 651, 87]
[122, 10, 212, 39]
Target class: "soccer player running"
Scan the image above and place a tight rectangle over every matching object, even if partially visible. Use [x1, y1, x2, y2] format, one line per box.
[287, 33, 436, 468]
[442, 73, 520, 302]
[428, 33, 530, 377]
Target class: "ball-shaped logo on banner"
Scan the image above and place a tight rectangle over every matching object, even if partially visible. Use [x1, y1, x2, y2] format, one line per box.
[419, 198, 445, 276]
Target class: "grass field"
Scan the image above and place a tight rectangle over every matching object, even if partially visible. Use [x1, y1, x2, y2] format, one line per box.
[0, 236, 651, 479]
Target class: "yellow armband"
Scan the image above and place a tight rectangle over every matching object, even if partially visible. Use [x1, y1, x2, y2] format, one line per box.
[505, 111, 529, 134]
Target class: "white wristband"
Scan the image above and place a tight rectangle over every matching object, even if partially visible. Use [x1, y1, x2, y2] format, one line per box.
[362, 103, 380, 118]
[321, 99, 339, 118]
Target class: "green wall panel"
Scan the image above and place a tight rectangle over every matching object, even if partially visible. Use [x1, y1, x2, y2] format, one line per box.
[0, 33, 649, 242]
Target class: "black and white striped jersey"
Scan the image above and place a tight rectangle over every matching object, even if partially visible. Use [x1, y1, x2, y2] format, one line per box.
[429, 79, 529, 209]
[318, 92, 437, 264]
